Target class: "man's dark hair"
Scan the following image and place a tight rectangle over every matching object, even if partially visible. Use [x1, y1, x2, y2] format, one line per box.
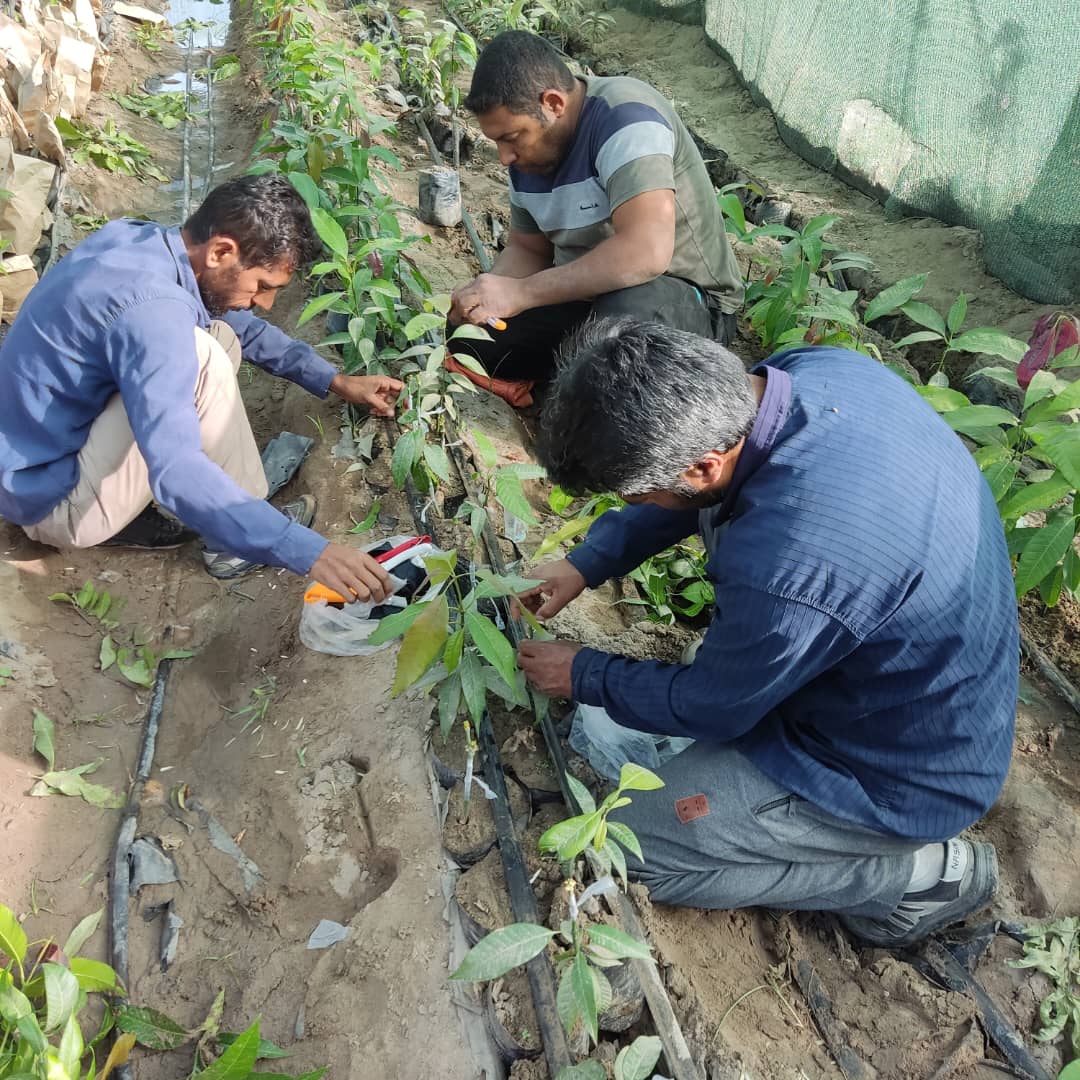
[538, 317, 758, 495]
[183, 173, 321, 270]
[464, 30, 576, 118]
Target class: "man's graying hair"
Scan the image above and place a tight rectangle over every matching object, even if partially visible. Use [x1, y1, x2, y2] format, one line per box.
[464, 31, 576, 118]
[537, 318, 757, 496]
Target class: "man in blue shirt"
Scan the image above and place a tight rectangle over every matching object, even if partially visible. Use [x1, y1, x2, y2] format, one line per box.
[0, 174, 396, 603]
[517, 318, 1018, 947]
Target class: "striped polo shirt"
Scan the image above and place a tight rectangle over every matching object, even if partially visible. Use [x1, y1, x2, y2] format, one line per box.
[508, 76, 744, 313]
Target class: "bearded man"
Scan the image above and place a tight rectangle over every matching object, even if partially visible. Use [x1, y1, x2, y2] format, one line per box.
[0, 173, 396, 602]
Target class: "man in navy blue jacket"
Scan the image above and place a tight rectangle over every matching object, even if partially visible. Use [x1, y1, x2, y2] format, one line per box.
[518, 317, 1017, 947]
[0, 174, 395, 603]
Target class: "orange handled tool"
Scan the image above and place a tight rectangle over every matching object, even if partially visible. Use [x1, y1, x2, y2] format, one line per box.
[303, 535, 432, 605]
[486, 317, 507, 331]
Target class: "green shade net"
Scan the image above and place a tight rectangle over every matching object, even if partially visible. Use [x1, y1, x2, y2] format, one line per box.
[700, 0, 1080, 304]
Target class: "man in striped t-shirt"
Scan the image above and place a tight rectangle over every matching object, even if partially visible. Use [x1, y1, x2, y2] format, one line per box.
[449, 31, 743, 386]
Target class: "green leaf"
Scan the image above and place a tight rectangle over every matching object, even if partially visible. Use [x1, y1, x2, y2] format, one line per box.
[915, 385, 971, 412]
[391, 428, 422, 490]
[199, 1019, 260, 1079]
[997, 473, 1073, 521]
[69, 956, 118, 993]
[115, 1004, 190, 1050]
[495, 469, 537, 526]
[615, 1035, 663, 1080]
[565, 772, 595, 815]
[464, 611, 518, 692]
[471, 429, 498, 469]
[448, 323, 493, 343]
[801, 212, 838, 240]
[1036, 429, 1080, 490]
[941, 405, 1019, 437]
[538, 811, 602, 862]
[297, 290, 345, 328]
[893, 330, 944, 350]
[718, 192, 746, 235]
[310, 208, 348, 262]
[557, 1062, 606, 1080]
[946, 293, 968, 335]
[900, 301, 947, 337]
[982, 459, 1020, 502]
[604, 836, 629, 887]
[533, 515, 592, 560]
[391, 593, 449, 696]
[99, 635, 117, 672]
[458, 650, 486, 726]
[1059, 1059, 1080, 1080]
[365, 601, 428, 646]
[1014, 510, 1076, 598]
[32, 763, 125, 809]
[58, 1012, 84, 1077]
[422, 443, 451, 484]
[437, 669, 462, 738]
[605, 820, 643, 862]
[287, 171, 322, 209]
[618, 762, 664, 792]
[450, 923, 555, 980]
[32, 709, 55, 771]
[116, 648, 154, 688]
[587, 924, 652, 961]
[63, 907, 104, 958]
[43, 963, 80, 1032]
[571, 949, 598, 1044]
[1026, 376, 1080, 426]
[1063, 546, 1080, 596]
[0, 904, 28, 966]
[218, 1031, 290, 1060]
[864, 273, 927, 323]
[404, 312, 445, 341]
[451, 351, 490, 378]
[948, 328, 1028, 362]
[789, 260, 810, 304]
[348, 501, 380, 534]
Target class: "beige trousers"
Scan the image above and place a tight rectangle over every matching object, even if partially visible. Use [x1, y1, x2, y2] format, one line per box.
[23, 322, 269, 549]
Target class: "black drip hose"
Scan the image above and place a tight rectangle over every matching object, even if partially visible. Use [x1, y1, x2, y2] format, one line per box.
[108, 655, 174, 1080]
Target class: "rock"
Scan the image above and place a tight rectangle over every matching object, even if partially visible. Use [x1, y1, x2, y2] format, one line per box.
[755, 199, 793, 227]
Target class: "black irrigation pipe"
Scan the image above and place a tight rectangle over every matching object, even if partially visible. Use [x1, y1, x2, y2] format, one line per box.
[1020, 631, 1080, 719]
[108, 654, 174, 1080]
[908, 939, 1053, 1080]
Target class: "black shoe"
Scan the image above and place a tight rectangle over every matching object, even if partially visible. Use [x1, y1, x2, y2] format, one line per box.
[840, 839, 999, 948]
[100, 507, 195, 550]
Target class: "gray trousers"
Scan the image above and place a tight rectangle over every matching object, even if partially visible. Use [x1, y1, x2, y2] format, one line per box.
[611, 743, 920, 919]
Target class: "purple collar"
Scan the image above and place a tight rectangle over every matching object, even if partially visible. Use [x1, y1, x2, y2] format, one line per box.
[714, 364, 791, 519]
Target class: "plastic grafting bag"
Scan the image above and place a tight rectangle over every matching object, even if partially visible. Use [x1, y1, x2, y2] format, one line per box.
[569, 704, 694, 784]
[299, 534, 444, 656]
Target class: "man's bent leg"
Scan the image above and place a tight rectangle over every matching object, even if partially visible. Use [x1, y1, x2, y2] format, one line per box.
[591, 276, 716, 340]
[448, 301, 592, 382]
[611, 741, 918, 919]
[24, 322, 266, 548]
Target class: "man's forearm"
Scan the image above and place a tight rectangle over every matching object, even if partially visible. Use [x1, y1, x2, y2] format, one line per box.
[519, 229, 668, 309]
[491, 241, 553, 279]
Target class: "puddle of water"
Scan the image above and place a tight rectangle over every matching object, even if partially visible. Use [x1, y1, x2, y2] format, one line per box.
[168, 0, 230, 47]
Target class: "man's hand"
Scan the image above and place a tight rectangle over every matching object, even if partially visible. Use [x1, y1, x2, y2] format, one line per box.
[518, 640, 583, 699]
[329, 373, 403, 418]
[515, 559, 587, 620]
[450, 273, 528, 327]
[310, 543, 393, 603]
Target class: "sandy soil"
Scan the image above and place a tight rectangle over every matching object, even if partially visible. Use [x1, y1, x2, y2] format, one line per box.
[1, 0, 1078, 1078]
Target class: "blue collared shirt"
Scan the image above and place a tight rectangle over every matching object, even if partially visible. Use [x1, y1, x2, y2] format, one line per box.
[0, 220, 337, 574]
[568, 346, 1018, 842]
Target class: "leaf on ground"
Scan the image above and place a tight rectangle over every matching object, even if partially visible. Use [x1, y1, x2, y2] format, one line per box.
[63, 907, 104, 957]
[99, 635, 117, 672]
[95, 1030, 136, 1079]
[197, 1018, 260, 1079]
[115, 1004, 190, 1050]
[32, 709, 55, 770]
[614, 1034, 663, 1080]
[32, 762, 125, 809]
[218, 1031, 289, 1060]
